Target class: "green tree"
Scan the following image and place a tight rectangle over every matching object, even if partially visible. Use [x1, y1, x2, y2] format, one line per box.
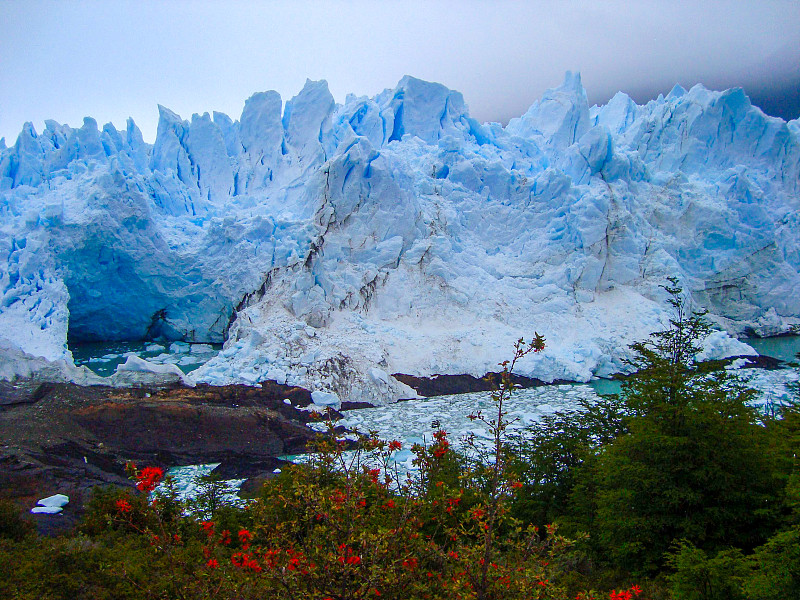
[509, 394, 627, 531]
[588, 279, 781, 574]
[666, 541, 748, 600]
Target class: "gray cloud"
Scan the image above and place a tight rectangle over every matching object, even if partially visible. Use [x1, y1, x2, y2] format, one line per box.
[1, 0, 798, 143]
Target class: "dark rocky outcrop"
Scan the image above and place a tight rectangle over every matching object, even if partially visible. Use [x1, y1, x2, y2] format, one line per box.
[393, 372, 571, 397]
[0, 379, 320, 535]
[731, 354, 784, 370]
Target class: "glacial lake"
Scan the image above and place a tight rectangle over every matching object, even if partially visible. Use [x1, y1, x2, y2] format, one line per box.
[68, 335, 799, 393]
[69, 340, 222, 377]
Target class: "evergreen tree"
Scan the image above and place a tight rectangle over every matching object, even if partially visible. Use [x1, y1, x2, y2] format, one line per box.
[587, 279, 781, 574]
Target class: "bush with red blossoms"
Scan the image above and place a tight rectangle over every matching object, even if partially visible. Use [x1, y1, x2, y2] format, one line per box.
[1, 337, 666, 600]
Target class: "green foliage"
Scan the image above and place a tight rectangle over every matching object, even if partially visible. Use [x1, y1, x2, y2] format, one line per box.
[186, 471, 243, 519]
[588, 280, 780, 574]
[666, 541, 747, 600]
[509, 394, 627, 531]
[0, 498, 34, 541]
[742, 525, 800, 599]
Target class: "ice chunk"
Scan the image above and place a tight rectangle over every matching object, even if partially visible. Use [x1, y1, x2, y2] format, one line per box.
[311, 390, 341, 408]
[31, 506, 63, 514]
[113, 355, 194, 386]
[190, 344, 215, 354]
[506, 71, 591, 148]
[381, 76, 470, 144]
[169, 342, 191, 354]
[283, 79, 334, 165]
[696, 331, 758, 362]
[37, 494, 69, 508]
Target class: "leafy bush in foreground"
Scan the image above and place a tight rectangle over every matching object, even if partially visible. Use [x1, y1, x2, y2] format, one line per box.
[2, 336, 642, 599]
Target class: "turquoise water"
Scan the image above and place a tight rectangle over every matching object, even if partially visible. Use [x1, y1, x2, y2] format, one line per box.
[587, 378, 623, 396]
[743, 335, 800, 364]
[69, 341, 222, 377]
[583, 335, 800, 396]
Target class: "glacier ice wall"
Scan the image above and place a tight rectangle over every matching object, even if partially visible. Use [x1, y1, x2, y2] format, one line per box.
[1, 74, 799, 402]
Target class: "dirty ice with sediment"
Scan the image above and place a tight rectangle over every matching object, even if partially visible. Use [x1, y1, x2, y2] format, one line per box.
[1, 73, 799, 405]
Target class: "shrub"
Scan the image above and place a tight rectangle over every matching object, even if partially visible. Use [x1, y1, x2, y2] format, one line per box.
[0, 498, 34, 541]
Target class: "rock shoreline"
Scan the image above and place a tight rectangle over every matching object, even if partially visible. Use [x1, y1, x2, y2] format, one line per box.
[0, 379, 322, 535]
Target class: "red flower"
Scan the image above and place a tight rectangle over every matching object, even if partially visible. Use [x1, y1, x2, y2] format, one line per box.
[263, 550, 279, 569]
[247, 559, 262, 572]
[231, 552, 252, 568]
[115, 498, 132, 513]
[388, 440, 402, 451]
[337, 545, 362, 566]
[631, 586, 642, 596]
[135, 466, 165, 493]
[206, 558, 219, 569]
[201, 520, 215, 537]
[402, 557, 418, 570]
[383, 499, 395, 510]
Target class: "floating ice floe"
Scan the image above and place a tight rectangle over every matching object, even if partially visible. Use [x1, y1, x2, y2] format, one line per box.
[112, 355, 196, 387]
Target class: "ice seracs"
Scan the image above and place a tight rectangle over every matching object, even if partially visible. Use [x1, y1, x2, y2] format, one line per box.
[1, 73, 798, 402]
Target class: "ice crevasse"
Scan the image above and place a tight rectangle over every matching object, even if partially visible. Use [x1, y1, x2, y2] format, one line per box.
[0, 73, 798, 404]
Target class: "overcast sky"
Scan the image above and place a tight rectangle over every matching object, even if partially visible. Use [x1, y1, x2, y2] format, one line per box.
[1, 0, 799, 144]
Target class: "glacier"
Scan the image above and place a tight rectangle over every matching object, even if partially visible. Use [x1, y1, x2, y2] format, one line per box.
[1, 73, 799, 403]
